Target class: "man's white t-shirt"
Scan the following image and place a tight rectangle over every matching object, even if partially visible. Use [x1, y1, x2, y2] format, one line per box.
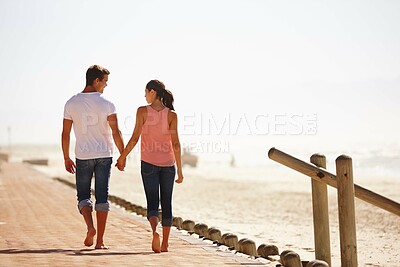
[64, 92, 116, 160]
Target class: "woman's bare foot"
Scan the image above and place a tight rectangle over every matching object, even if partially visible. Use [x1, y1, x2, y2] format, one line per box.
[161, 241, 168, 252]
[95, 244, 109, 249]
[84, 228, 96, 247]
[152, 232, 161, 253]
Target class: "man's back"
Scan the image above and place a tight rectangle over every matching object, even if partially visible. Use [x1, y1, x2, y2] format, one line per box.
[64, 92, 116, 160]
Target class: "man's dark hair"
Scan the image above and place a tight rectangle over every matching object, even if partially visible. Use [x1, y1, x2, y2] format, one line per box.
[86, 65, 110, 86]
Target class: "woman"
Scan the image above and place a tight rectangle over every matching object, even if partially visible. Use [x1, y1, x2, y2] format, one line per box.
[116, 80, 184, 253]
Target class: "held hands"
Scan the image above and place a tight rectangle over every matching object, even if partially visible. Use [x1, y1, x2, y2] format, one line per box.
[115, 156, 126, 171]
[64, 158, 76, 174]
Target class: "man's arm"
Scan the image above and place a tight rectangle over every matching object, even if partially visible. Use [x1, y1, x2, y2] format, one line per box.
[108, 113, 125, 155]
[61, 119, 76, 174]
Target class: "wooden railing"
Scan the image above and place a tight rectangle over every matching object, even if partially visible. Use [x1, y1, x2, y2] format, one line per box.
[268, 147, 400, 267]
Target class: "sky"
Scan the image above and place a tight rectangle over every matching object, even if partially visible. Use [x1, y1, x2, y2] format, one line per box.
[0, 0, 400, 157]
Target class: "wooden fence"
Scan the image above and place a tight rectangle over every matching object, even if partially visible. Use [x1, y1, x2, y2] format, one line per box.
[268, 147, 400, 267]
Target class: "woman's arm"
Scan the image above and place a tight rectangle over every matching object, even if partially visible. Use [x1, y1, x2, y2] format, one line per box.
[116, 107, 146, 170]
[169, 111, 184, 183]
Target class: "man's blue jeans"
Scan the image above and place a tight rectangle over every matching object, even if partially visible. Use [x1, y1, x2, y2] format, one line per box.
[141, 160, 176, 226]
[75, 157, 112, 213]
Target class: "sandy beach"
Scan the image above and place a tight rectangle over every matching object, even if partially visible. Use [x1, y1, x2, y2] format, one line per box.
[3, 145, 400, 266]
[133, 165, 400, 267]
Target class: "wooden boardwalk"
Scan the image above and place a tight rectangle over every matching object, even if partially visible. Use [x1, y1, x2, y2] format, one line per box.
[0, 162, 275, 267]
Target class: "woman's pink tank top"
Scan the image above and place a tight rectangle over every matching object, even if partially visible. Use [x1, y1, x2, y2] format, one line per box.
[141, 105, 175, 166]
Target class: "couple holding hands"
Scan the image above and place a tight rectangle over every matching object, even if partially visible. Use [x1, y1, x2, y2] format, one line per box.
[62, 64, 184, 253]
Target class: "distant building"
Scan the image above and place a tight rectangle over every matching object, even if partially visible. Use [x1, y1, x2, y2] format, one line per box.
[182, 148, 198, 167]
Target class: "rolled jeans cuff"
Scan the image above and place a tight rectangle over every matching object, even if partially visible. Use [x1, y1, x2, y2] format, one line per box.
[147, 210, 158, 219]
[162, 218, 172, 227]
[78, 199, 93, 213]
[95, 202, 110, 212]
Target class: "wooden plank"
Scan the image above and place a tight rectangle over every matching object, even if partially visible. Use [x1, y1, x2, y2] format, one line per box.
[268, 147, 400, 216]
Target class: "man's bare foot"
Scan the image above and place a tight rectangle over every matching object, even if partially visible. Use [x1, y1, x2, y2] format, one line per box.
[95, 244, 109, 249]
[161, 242, 168, 252]
[84, 228, 96, 247]
[152, 232, 161, 253]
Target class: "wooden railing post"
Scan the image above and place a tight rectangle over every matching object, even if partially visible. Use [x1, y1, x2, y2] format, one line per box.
[336, 155, 358, 267]
[310, 154, 331, 266]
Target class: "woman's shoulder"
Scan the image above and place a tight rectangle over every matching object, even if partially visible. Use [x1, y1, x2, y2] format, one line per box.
[168, 109, 177, 116]
[136, 106, 148, 119]
[137, 105, 148, 112]
[167, 109, 177, 122]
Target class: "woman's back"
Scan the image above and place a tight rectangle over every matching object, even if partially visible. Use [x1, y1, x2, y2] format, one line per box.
[141, 105, 175, 166]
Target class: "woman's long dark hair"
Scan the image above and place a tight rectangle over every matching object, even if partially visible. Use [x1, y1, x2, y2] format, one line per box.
[146, 80, 175, 111]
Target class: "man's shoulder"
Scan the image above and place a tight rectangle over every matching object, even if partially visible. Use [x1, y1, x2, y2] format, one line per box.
[101, 96, 115, 105]
[98, 94, 115, 106]
[65, 93, 80, 105]
[75, 93, 114, 105]
[65, 93, 115, 111]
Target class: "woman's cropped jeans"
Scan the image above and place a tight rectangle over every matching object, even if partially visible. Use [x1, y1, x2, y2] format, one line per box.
[141, 160, 176, 226]
[75, 157, 112, 213]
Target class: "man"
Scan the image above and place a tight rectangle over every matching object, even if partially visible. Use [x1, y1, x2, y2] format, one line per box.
[61, 65, 125, 249]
